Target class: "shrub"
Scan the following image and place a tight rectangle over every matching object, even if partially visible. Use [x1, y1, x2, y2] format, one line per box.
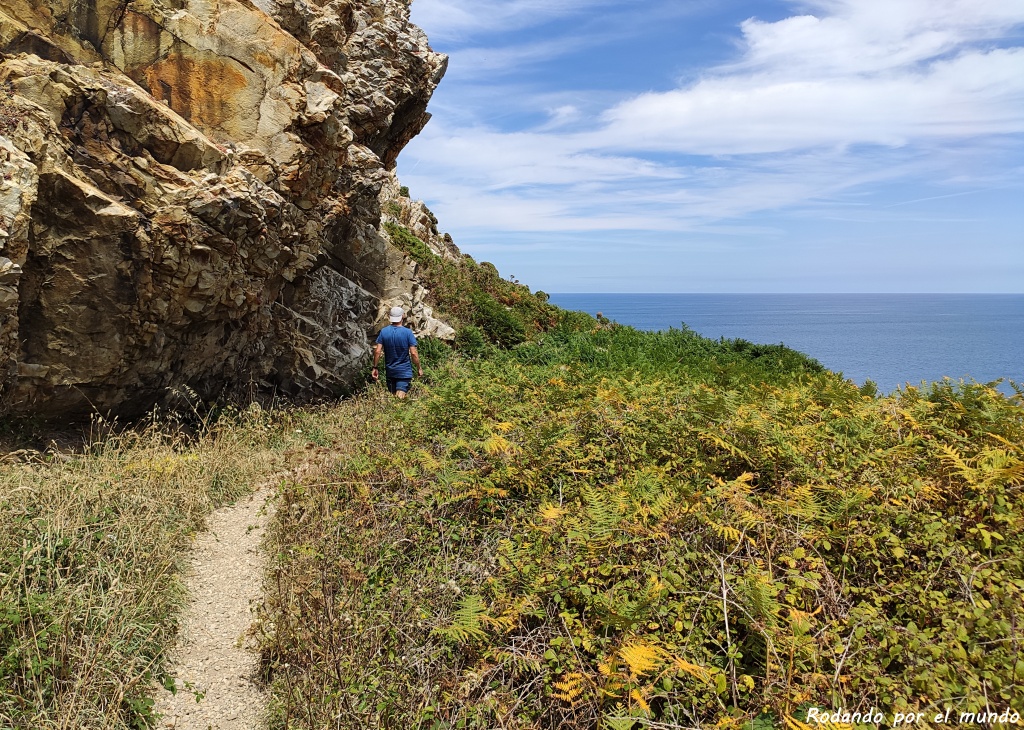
[258, 345, 1024, 729]
[415, 335, 453, 369]
[383, 222, 436, 264]
[471, 293, 526, 348]
[455, 325, 488, 358]
[380, 224, 558, 348]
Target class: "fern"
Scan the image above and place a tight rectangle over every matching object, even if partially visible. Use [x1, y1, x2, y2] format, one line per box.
[489, 649, 543, 677]
[538, 503, 566, 521]
[937, 443, 974, 481]
[739, 573, 782, 629]
[785, 717, 852, 730]
[483, 434, 516, 457]
[581, 483, 623, 543]
[602, 716, 637, 730]
[552, 671, 586, 705]
[432, 594, 489, 643]
[629, 688, 651, 713]
[617, 641, 662, 677]
[672, 657, 715, 684]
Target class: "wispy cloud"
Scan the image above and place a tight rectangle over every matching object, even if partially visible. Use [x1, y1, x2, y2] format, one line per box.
[403, 0, 1024, 290]
[593, 0, 1024, 155]
[411, 0, 630, 40]
[443, 37, 591, 80]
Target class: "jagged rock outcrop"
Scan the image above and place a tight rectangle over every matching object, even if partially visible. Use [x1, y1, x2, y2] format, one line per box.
[0, 0, 454, 418]
[378, 176, 459, 340]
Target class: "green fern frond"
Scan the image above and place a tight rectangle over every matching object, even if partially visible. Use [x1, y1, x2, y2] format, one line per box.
[489, 649, 543, 677]
[582, 484, 621, 541]
[739, 572, 782, 629]
[602, 713, 639, 730]
[432, 594, 489, 644]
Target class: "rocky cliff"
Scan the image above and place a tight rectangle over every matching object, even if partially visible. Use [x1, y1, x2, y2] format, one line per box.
[0, 0, 457, 418]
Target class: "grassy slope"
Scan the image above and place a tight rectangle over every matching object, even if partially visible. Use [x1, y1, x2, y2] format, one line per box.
[2, 224, 1022, 729]
[258, 321, 1024, 729]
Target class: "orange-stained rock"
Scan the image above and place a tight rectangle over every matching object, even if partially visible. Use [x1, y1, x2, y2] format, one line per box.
[141, 53, 252, 131]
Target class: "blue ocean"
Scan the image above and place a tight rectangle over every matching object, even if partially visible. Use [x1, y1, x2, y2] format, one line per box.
[547, 294, 1024, 395]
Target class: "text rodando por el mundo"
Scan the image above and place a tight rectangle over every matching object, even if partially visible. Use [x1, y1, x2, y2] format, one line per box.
[807, 707, 1020, 726]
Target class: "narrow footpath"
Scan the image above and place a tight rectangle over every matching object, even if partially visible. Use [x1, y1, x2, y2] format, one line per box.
[154, 486, 274, 729]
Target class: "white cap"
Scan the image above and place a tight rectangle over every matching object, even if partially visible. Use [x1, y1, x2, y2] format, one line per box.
[389, 306, 405, 323]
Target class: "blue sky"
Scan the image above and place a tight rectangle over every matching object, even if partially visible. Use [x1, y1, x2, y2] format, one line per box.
[398, 0, 1024, 293]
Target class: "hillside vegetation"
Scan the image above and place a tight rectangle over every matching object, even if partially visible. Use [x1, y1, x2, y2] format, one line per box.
[257, 322, 1024, 729]
[1, 231, 1022, 729]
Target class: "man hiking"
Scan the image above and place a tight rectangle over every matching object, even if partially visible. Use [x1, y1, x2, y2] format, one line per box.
[371, 306, 423, 398]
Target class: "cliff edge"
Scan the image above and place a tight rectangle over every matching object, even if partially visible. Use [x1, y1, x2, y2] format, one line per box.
[0, 0, 457, 418]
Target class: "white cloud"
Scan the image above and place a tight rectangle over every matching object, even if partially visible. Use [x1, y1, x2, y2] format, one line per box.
[402, 0, 1024, 249]
[594, 48, 1024, 155]
[591, 0, 1024, 155]
[734, 0, 1024, 76]
[542, 105, 582, 129]
[410, 0, 625, 40]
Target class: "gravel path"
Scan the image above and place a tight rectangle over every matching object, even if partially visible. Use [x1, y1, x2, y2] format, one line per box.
[154, 487, 274, 729]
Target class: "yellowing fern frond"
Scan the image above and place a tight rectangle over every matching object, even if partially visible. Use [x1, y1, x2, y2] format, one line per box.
[937, 443, 974, 481]
[786, 717, 853, 730]
[784, 718, 814, 730]
[645, 575, 666, 599]
[484, 434, 517, 457]
[1000, 459, 1024, 486]
[618, 641, 662, 676]
[673, 657, 714, 684]
[539, 503, 566, 521]
[629, 688, 651, 713]
[787, 605, 821, 635]
[413, 448, 440, 472]
[552, 671, 586, 705]
[707, 520, 741, 543]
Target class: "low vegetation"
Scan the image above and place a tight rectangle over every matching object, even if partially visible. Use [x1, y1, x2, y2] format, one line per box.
[258, 320, 1024, 728]
[384, 222, 559, 348]
[0, 408, 300, 728]
[2, 236, 1022, 729]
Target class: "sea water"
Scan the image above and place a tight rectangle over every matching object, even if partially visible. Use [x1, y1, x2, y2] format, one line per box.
[547, 294, 1024, 395]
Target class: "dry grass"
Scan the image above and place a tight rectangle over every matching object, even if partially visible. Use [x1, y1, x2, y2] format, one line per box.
[0, 406, 295, 729]
[255, 390, 483, 729]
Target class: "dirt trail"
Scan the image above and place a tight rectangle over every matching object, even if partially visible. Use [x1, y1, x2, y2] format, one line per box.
[154, 487, 274, 729]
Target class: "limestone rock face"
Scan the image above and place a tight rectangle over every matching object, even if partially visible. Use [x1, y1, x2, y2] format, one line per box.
[0, 0, 451, 417]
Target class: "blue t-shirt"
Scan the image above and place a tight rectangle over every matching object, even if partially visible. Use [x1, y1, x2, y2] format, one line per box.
[376, 325, 417, 379]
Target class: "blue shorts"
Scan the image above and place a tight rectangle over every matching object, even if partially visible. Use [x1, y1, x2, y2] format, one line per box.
[387, 378, 411, 394]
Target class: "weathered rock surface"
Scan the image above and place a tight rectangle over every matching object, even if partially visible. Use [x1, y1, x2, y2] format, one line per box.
[0, 0, 453, 418]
